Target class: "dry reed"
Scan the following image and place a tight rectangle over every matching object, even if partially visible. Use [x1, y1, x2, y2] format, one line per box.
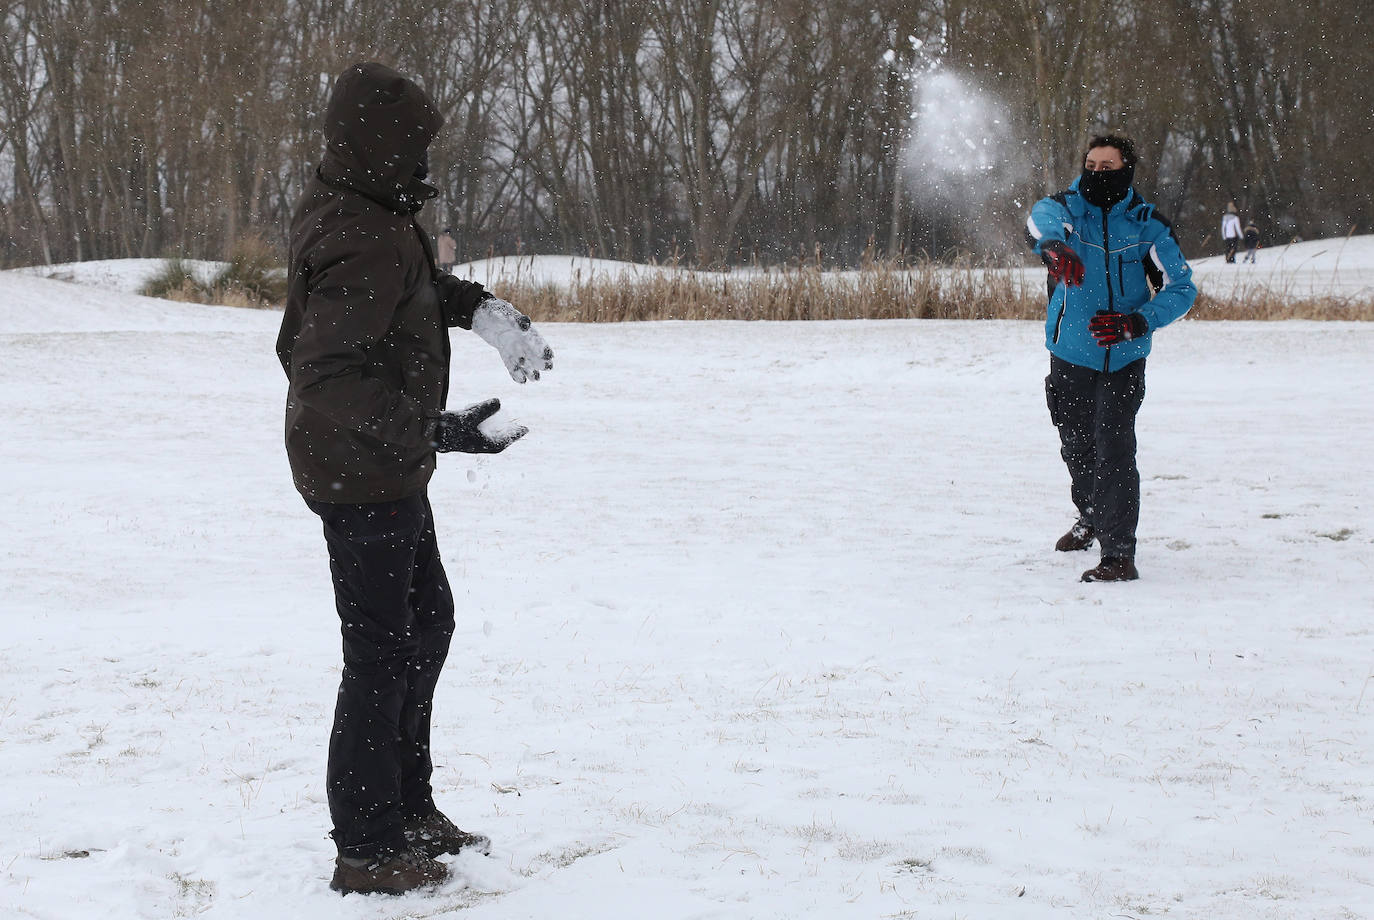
[143, 251, 1374, 321]
[1187, 289, 1373, 321]
[141, 235, 285, 309]
[512, 261, 1045, 323]
[506, 261, 1374, 324]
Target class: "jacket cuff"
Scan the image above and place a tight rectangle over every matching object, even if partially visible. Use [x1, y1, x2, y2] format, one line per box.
[422, 413, 441, 444]
[436, 274, 492, 329]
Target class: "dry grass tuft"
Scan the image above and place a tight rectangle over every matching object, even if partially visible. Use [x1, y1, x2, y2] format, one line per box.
[140, 259, 203, 302]
[210, 233, 286, 307]
[141, 235, 285, 309]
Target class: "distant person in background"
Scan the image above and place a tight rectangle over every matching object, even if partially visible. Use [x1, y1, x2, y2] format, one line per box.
[1024, 133, 1197, 582]
[437, 227, 457, 272]
[1222, 202, 1242, 263]
[1243, 220, 1260, 263]
[277, 61, 554, 896]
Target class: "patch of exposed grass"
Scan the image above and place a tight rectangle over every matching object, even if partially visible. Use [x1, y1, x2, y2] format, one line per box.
[140, 258, 204, 301]
[209, 234, 286, 307]
[141, 235, 284, 308]
[893, 856, 935, 874]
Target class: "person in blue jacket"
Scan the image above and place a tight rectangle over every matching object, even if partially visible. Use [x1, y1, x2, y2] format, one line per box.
[1024, 134, 1196, 582]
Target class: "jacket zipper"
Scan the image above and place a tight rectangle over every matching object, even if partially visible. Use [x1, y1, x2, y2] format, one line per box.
[1102, 210, 1113, 373]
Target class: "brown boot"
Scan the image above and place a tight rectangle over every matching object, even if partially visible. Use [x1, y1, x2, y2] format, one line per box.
[1081, 556, 1139, 583]
[405, 810, 492, 858]
[1055, 520, 1095, 552]
[329, 847, 449, 896]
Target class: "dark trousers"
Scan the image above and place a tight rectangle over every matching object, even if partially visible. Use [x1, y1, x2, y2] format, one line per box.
[1225, 238, 1238, 262]
[305, 492, 455, 859]
[1045, 355, 1146, 559]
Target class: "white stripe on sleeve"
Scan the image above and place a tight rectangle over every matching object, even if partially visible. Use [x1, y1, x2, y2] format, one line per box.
[1149, 243, 1172, 287]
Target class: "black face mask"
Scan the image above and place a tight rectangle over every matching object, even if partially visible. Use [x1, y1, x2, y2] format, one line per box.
[413, 149, 430, 180]
[1079, 164, 1134, 209]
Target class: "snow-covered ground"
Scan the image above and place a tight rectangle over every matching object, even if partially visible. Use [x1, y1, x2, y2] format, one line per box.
[1, 262, 1372, 920]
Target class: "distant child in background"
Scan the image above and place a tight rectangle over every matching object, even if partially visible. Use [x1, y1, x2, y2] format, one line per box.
[1222, 202, 1242, 263]
[437, 227, 458, 272]
[1243, 220, 1260, 263]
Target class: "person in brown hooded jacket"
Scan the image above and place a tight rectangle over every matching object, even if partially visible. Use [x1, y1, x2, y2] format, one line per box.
[276, 61, 554, 896]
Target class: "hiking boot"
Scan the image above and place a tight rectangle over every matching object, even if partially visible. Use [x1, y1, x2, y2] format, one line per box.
[1081, 556, 1139, 583]
[1055, 520, 1095, 552]
[404, 810, 492, 858]
[329, 847, 449, 896]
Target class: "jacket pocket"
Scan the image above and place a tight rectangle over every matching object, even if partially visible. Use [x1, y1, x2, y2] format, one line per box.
[1115, 253, 1144, 297]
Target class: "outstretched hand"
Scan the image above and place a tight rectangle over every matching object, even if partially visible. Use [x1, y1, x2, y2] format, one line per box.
[431, 399, 527, 453]
[1041, 241, 1085, 287]
[471, 297, 554, 383]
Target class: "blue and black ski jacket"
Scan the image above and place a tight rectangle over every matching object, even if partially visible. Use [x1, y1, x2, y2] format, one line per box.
[1025, 176, 1196, 372]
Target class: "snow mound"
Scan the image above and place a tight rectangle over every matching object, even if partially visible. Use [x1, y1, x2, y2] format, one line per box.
[9, 258, 226, 295]
[0, 270, 267, 334]
[1189, 234, 1374, 298]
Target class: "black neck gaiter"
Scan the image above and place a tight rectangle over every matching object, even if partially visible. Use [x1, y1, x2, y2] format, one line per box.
[1079, 165, 1134, 209]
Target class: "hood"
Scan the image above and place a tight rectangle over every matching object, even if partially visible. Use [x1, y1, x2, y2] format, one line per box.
[319, 62, 443, 213]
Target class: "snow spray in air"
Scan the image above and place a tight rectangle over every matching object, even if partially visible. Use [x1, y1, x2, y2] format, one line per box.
[900, 69, 1028, 256]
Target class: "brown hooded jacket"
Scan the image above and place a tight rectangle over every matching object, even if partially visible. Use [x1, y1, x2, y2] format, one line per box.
[276, 62, 489, 502]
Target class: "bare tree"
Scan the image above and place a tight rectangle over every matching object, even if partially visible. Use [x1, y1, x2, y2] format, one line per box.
[0, 0, 1368, 269]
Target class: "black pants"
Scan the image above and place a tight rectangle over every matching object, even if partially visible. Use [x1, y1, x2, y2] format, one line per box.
[1225, 238, 1238, 262]
[305, 492, 455, 859]
[1045, 355, 1146, 559]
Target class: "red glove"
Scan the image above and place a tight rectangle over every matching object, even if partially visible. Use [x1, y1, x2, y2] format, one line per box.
[1089, 311, 1148, 346]
[1041, 240, 1085, 287]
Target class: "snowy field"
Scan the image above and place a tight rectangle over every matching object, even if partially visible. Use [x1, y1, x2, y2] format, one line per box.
[20, 234, 1374, 306]
[446, 235, 1374, 303]
[1, 262, 1372, 920]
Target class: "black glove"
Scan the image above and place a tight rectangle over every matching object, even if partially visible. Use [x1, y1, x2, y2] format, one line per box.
[1041, 240, 1085, 287]
[1089, 310, 1148, 347]
[430, 399, 528, 453]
